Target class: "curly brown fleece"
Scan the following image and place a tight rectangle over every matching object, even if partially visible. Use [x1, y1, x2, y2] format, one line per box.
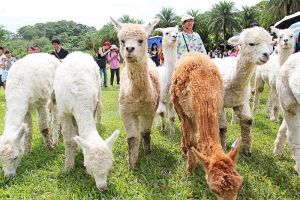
[171, 52, 242, 200]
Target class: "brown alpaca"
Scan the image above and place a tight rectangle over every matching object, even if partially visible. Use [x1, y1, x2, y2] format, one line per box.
[171, 52, 243, 199]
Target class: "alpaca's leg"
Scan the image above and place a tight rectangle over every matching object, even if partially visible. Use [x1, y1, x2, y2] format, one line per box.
[24, 112, 33, 154]
[168, 103, 176, 139]
[269, 85, 280, 122]
[234, 103, 253, 156]
[37, 106, 53, 150]
[273, 119, 288, 155]
[122, 114, 140, 168]
[140, 114, 155, 154]
[231, 109, 238, 124]
[61, 115, 77, 171]
[187, 148, 196, 173]
[157, 102, 166, 133]
[267, 89, 273, 119]
[219, 109, 228, 149]
[252, 76, 264, 114]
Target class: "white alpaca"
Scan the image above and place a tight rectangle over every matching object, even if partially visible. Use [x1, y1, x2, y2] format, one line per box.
[0, 53, 60, 176]
[110, 17, 160, 168]
[53, 52, 119, 190]
[212, 27, 272, 156]
[253, 27, 300, 122]
[155, 26, 179, 138]
[273, 52, 300, 177]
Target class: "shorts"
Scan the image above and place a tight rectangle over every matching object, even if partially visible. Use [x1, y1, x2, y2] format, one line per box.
[2, 71, 8, 82]
[0, 75, 3, 86]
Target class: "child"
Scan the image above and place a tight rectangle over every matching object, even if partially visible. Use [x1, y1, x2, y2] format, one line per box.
[107, 45, 120, 86]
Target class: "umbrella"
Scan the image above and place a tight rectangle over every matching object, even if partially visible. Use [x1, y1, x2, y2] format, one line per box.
[274, 11, 300, 29]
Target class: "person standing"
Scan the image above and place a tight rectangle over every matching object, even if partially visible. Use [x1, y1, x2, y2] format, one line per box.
[177, 14, 207, 58]
[107, 44, 120, 86]
[150, 43, 160, 66]
[0, 47, 4, 90]
[96, 41, 111, 87]
[1, 50, 17, 89]
[50, 39, 69, 60]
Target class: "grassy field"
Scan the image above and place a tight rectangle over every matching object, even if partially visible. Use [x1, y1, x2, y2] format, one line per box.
[0, 82, 299, 199]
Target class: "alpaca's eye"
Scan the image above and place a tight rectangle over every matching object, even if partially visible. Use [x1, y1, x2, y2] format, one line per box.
[138, 39, 143, 44]
[249, 43, 255, 46]
[12, 157, 18, 161]
[166, 32, 169, 35]
[121, 40, 125, 45]
[290, 35, 293, 38]
[279, 36, 282, 39]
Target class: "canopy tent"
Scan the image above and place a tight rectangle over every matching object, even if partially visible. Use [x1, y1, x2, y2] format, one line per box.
[274, 11, 300, 29]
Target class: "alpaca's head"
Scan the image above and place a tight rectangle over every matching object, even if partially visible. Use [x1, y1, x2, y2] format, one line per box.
[271, 26, 300, 50]
[110, 17, 159, 63]
[192, 140, 243, 200]
[0, 124, 27, 177]
[229, 27, 272, 65]
[156, 26, 179, 48]
[74, 130, 119, 191]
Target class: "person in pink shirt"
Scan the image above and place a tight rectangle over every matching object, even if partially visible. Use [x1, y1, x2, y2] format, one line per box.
[229, 46, 239, 57]
[107, 44, 121, 86]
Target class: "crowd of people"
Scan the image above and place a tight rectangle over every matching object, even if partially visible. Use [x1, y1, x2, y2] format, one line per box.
[1, 15, 300, 91]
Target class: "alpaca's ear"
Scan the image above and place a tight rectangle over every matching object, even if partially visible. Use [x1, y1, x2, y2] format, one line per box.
[175, 25, 179, 32]
[270, 26, 279, 35]
[110, 16, 123, 32]
[191, 147, 210, 169]
[228, 36, 240, 46]
[155, 28, 164, 33]
[105, 129, 120, 150]
[74, 136, 91, 151]
[144, 18, 160, 35]
[227, 138, 241, 163]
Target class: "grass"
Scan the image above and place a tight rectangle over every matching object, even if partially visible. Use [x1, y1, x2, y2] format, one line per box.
[0, 81, 299, 199]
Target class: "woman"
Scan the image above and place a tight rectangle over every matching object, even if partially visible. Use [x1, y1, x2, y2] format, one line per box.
[150, 43, 160, 66]
[177, 14, 207, 58]
[107, 44, 120, 86]
[1, 50, 17, 89]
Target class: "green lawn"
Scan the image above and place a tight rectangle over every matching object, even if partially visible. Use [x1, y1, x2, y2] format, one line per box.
[0, 84, 299, 199]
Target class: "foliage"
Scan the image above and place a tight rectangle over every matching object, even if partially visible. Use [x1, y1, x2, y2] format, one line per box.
[238, 6, 259, 29]
[0, 80, 299, 199]
[156, 7, 179, 28]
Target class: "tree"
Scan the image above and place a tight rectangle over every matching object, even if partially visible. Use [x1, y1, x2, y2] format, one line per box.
[238, 6, 259, 28]
[118, 15, 142, 24]
[208, 0, 241, 47]
[155, 7, 178, 28]
[268, 0, 300, 21]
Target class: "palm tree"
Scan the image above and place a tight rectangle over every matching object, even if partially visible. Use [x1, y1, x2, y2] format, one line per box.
[155, 7, 178, 28]
[268, 0, 300, 20]
[208, 0, 241, 47]
[238, 6, 258, 28]
[118, 15, 142, 24]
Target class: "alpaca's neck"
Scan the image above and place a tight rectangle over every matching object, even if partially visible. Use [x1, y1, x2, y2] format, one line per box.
[163, 43, 177, 84]
[4, 101, 28, 135]
[126, 59, 151, 95]
[277, 47, 294, 66]
[230, 54, 256, 91]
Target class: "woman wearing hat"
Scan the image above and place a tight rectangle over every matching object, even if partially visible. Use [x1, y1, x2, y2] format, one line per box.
[96, 41, 111, 87]
[107, 44, 120, 86]
[177, 14, 207, 58]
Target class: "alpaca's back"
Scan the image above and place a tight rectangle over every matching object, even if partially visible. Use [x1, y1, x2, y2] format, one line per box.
[6, 53, 60, 108]
[171, 52, 224, 149]
[54, 51, 100, 117]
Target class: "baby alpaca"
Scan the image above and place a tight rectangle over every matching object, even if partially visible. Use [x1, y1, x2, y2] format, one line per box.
[54, 52, 119, 190]
[171, 52, 242, 200]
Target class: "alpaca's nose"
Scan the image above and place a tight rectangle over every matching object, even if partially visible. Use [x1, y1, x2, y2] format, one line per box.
[263, 53, 269, 60]
[284, 39, 288, 43]
[172, 35, 177, 39]
[126, 46, 135, 53]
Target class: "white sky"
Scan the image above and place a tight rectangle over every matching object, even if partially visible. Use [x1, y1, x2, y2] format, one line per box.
[0, 0, 261, 33]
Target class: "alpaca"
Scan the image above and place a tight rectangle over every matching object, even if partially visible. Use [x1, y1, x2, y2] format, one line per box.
[53, 52, 119, 190]
[0, 53, 60, 176]
[252, 27, 300, 122]
[273, 52, 300, 177]
[110, 17, 160, 168]
[212, 27, 272, 156]
[155, 26, 179, 138]
[171, 52, 242, 200]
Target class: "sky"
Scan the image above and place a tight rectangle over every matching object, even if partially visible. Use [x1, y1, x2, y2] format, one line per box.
[0, 0, 261, 33]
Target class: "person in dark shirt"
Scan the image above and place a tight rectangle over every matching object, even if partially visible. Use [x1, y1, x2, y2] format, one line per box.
[51, 39, 69, 60]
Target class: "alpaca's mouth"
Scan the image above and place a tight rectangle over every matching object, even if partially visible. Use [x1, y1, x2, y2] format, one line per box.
[259, 58, 268, 64]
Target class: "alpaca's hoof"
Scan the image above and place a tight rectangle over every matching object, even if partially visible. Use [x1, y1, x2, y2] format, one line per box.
[129, 160, 137, 169]
[273, 147, 283, 156]
[242, 149, 252, 157]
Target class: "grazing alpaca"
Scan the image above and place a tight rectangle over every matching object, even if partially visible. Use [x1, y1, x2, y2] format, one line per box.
[0, 53, 60, 176]
[212, 27, 272, 156]
[54, 52, 119, 190]
[155, 26, 179, 138]
[171, 52, 242, 200]
[273, 52, 300, 177]
[253, 27, 300, 122]
[110, 17, 160, 168]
